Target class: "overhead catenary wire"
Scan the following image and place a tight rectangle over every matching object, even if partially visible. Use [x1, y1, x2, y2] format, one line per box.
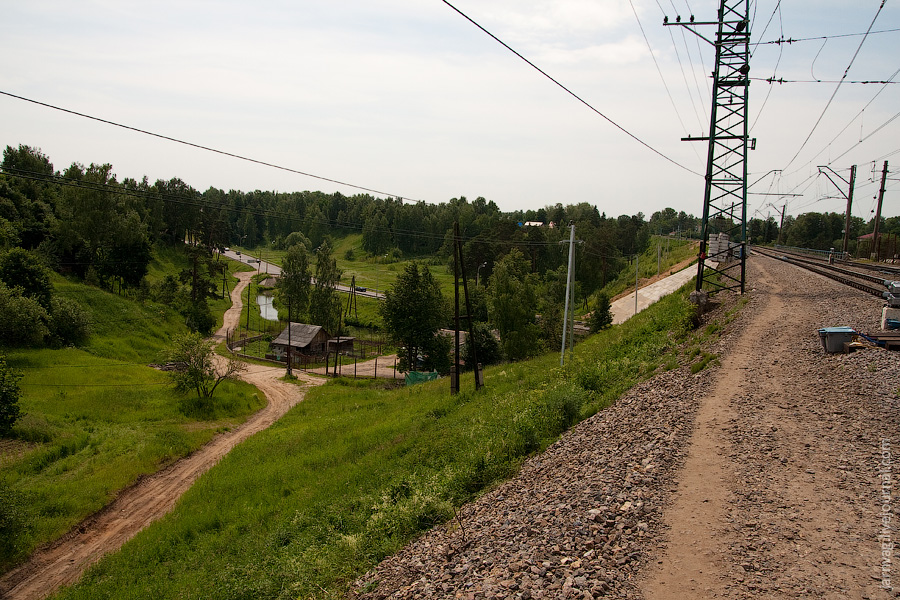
[780, 0, 888, 172]
[439, 0, 702, 177]
[753, 27, 900, 47]
[750, 1, 785, 132]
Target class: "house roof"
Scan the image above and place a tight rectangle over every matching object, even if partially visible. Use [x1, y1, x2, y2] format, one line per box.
[272, 323, 327, 348]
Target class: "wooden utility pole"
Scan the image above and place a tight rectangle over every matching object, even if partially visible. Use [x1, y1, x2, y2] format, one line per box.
[844, 165, 856, 256]
[873, 160, 888, 261]
[286, 299, 292, 377]
[452, 221, 482, 394]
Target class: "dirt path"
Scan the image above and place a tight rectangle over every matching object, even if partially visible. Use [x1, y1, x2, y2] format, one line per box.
[642, 261, 784, 597]
[0, 272, 322, 600]
[642, 254, 895, 599]
[307, 353, 402, 379]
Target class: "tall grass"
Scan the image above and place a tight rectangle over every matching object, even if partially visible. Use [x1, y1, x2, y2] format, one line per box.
[55, 280, 702, 600]
[0, 255, 264, 571]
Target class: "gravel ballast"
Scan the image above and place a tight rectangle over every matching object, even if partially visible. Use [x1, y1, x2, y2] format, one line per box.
[353, 255, 900, 599]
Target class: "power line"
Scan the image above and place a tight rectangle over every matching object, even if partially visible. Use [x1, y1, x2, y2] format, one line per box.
[439, 0, 702, 177]
[782, 66, 900, 176]
[753, 27, 900, 46]
[750, 2, 785, 132]
[754, 77, 899, 84]
[628, 0, 704, 164]
[0, 89, 417, 202]
[828, 107, 900, 165]
[781, 0, 888, 171]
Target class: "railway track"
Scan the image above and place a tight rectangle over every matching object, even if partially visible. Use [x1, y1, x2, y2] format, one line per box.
[752, 247, 889, 299]
[770, 246, 900, 277]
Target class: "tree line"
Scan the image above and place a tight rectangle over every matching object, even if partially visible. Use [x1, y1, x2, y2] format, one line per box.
[0, 144, 704, 303]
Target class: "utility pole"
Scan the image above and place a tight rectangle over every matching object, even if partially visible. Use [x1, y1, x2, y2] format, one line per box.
[560, 224, 575, 366]
[286, 298, 292, 377]
[669, 0, 751, 293]
[818, 165, 857, 255]
[873, 160, 888, 261]
[452, 221, 481, 393]
[776, 203, 786, 245]
[634, 253, 639, 316]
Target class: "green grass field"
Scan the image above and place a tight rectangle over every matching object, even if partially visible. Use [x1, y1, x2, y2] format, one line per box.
[0, 254, 265, 571]
[54, 277, 708, 600]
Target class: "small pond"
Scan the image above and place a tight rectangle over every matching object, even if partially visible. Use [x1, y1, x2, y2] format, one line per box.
[256, 294, 280, 321]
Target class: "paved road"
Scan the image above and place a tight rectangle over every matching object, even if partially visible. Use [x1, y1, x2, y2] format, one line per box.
[610, 261, 717, 325]
[221, 249, 384, 299]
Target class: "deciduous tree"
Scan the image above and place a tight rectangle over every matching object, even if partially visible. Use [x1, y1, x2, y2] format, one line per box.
[277, 242, 311, 323]
[309, 240, 343, 335]
[380, 263, 448, 371]
[488, 248, 540, 361]
[166, 333, 245, 399]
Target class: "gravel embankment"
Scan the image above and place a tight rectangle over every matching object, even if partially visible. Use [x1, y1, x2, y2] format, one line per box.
[352, 256, 900, 599]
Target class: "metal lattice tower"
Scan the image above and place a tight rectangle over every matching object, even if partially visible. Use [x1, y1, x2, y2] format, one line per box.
[668, 0, 751, 293]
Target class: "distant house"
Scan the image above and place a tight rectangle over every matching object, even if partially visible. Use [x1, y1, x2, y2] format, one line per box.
[523, 221, 544, 228]
[271, 323, 330, 359]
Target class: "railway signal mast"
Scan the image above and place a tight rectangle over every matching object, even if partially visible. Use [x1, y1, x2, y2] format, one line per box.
[667, 0, 751, 293]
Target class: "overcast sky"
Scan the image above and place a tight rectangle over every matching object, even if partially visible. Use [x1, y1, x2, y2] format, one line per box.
[1, 0, 898, 221]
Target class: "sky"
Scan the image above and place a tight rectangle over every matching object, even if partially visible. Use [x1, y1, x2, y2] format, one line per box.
[1, 0, 898, 222]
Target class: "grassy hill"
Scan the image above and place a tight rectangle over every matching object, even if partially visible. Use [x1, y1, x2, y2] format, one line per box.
[52, 276, 726, 599]
[0, 250, 264, 571]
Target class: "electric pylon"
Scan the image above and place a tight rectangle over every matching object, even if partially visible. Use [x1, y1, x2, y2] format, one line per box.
[667, 0, 751, 293]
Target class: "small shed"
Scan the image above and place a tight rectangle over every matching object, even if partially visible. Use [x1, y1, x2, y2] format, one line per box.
[326, 337, 355, 354]
[271, 323, 330, 358]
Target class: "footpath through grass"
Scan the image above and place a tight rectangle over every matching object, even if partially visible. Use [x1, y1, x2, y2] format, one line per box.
[0, 264, 264, 572]
[54, 279, 705, 600]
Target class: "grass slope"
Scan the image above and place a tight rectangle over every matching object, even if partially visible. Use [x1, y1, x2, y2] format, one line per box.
[0, 254, 264, 571]
[55, 278, 706, 600]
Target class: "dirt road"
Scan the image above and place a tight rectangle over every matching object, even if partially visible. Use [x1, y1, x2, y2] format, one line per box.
[0, 272, 322, 600]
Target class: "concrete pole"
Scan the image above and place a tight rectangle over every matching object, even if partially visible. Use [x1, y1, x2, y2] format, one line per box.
[560, 224, 575, 366]
[842, 165, 856, 256]
[873, 161, 888, 261]
[634, 254, 639, 316]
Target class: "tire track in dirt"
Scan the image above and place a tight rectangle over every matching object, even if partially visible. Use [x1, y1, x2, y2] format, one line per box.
[0, 271, 323, 600]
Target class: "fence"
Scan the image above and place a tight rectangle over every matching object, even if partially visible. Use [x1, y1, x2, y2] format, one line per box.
[224, 328, 400, 380]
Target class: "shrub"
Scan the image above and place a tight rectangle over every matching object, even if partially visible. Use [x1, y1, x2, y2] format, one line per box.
[589, 293, 613, 333]
[0, 283, 49, 347]
[48, 296, 91, 346]
[0, 480, 31, 565]
[0, 355, 23, 437]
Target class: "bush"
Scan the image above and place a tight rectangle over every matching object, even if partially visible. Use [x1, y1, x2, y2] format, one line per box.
[0, 355, 22, 437]
[589, 293, 613, 333]
[461, 322, 503, 368]
[0, 283, 49, 347]
[0, 247, 53, 308]
[48, 296, 91, 346]
[0, 480, 31, 565]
